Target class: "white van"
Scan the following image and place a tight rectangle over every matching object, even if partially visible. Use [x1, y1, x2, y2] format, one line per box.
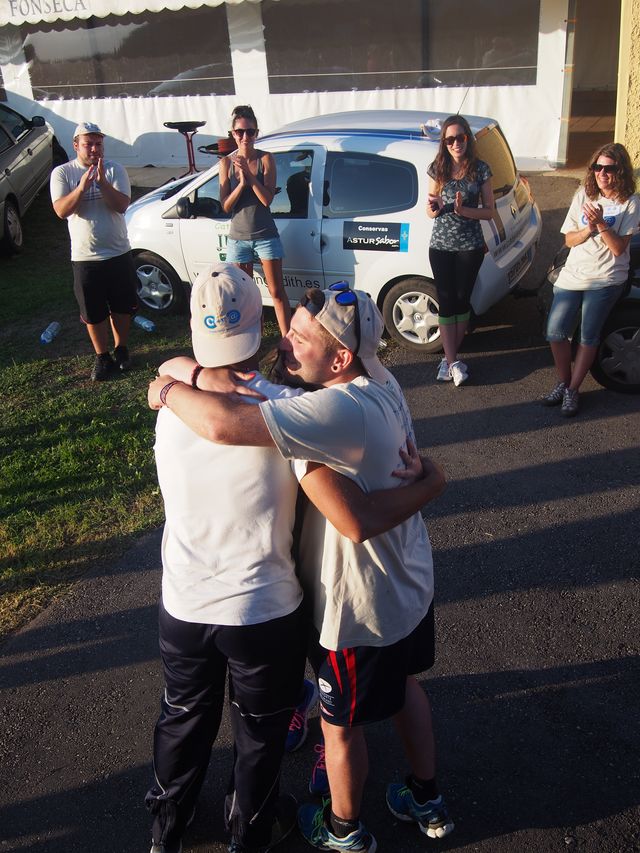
[125, 110, 542, 352]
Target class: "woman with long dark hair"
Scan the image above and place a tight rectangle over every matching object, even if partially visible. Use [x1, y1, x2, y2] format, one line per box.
[427, 115, 495, 385]
[542, 142, 639, 416]
[220, 105, 291, 335]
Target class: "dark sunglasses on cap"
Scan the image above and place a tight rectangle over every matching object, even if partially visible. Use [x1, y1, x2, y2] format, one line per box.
[299, 281, 361, 355]
[444, 133, 467, 147]
[233, 127, 257, 138]
[591, 162, 617, 174]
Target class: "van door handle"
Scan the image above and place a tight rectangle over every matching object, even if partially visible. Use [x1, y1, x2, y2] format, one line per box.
[27, 148, 33, 155]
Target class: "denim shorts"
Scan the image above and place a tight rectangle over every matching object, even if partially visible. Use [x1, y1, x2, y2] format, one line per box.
[226, 236, 283, 263]
[545, 284, 625, 346]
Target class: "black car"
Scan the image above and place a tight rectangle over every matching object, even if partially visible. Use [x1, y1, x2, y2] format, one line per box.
[538, 232, 640, 394]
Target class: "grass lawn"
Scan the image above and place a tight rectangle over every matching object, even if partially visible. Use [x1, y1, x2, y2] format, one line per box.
[0, 187, 280, 642]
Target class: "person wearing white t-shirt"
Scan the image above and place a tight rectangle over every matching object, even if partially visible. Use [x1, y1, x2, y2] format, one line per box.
[542, 143, 640, 416]
[50, 122, 138, 381]
[148, 284, 454, 853]
[147, 267, 445, 853]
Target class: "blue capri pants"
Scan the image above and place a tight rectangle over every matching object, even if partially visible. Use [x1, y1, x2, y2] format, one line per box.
[545, 284, 625, 347]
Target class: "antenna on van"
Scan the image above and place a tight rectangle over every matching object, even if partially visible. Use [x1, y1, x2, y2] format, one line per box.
[456, 86, 471, 116]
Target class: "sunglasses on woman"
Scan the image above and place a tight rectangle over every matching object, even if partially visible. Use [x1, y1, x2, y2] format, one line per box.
[444, 133, 467, 147]
[591, 162, 617, 174]
[300, 282, 361, 355]
[233, 128, 257, 138]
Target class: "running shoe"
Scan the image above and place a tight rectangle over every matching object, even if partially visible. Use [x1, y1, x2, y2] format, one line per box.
[286, 678, 318, 752]
[297, 801, 377, 852]
[449, 360, 468, 386]
[561, 387, 579, 417]
[113, 344, 132, 372]
[386, 782, 454, 839]
[436, 358, 451, 382]
[541, 381, 566, 406]
[91, 352, 116, 381]
[228, 794, 297, 852]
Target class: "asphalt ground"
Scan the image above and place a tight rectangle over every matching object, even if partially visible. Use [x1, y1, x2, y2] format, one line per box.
[1, 173, 639, 853]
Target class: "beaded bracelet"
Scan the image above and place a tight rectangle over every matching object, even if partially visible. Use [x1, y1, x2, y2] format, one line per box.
[191, 363, 204, 389]
[160, 380, 181, 407]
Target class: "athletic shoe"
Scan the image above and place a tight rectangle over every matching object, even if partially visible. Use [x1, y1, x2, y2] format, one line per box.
[385, 783, 454, 840]
[309, 741, 329, 797]
[150, 842, 181, 853]
[150, 806, 195, 853]
[436, 358, 451, 382]
[91, 353, 115, 381]
[297, 801, 377, 851]
[113, 344, 131, 372]
[541, 381, 566, 406]
[286, 678, 318, 752]
[561, 387, 579, 417]
[449, 360, 468, 386]
[228, 793, 297, 852]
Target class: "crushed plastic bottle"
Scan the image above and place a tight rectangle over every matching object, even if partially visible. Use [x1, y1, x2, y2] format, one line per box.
[40, 321, 61, 344]
[134, 315, 156, 332]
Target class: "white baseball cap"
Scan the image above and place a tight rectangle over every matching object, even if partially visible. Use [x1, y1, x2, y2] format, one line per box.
[190, 262, 262, 368]
[73, 122, 104, 139]
[302, 284, 387, 382]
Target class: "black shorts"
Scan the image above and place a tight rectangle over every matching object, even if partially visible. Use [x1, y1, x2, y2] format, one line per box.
[309, 603, 435, 727]
[72, 252, 138, 324]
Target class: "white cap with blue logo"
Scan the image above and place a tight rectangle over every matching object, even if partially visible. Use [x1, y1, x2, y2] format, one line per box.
[190, 262, 262, 368]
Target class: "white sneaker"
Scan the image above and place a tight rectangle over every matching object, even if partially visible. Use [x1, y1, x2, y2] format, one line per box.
[450, 361, 468, 386]
[436, 358, 451, 381]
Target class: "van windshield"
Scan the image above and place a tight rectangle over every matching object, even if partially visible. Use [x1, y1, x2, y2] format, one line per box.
[475, 126, 517, 199]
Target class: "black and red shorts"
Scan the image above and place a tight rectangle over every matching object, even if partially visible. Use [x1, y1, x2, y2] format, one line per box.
[72, 252, 138, 324]
[309, 603, 435, 727]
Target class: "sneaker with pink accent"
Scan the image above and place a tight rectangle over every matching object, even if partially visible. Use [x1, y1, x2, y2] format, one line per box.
[309, 740, 329, 797]
[286, 679, 318, 752]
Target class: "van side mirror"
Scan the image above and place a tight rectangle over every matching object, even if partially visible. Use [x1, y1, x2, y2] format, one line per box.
[31, 116, 46, 127]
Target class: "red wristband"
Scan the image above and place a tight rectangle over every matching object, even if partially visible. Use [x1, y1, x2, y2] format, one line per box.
[191, 364, 204, 389]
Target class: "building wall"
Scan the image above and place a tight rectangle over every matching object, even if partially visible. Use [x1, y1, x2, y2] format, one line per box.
[616, 0, 640, 170]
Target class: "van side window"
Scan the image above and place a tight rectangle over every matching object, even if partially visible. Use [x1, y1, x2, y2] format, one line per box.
[270, 149, 314, 218]
[323, 152, 417, 218]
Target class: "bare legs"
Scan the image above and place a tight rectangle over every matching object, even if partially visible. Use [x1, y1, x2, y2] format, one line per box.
[261, 258, 291, 337]
[321, 720, 368, 820]
[321, 676, 437, 821]
[392, 676, 436, 780]
[439, 320, 469, 367]
[86, 312, 131, 354]
[550, 340, 598, 391]
[234, 259, 291, 337]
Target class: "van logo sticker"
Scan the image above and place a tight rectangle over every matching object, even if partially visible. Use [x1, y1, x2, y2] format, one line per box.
[343, 222, 409, 252]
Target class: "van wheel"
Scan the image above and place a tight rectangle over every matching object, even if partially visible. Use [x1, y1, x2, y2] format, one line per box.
[590, 306, 640, 394]
[1, 199, 23, 254]
[382, 278, 441, 352]
[134, 251, 187, 315]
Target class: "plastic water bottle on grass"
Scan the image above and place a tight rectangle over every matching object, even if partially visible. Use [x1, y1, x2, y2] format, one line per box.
[134, 315, 156, 332]
[40, 321, 61, 344]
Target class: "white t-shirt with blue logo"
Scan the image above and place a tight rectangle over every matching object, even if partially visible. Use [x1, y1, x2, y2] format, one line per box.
[557, 188, 640, 290]
[155, 373, 303, 626]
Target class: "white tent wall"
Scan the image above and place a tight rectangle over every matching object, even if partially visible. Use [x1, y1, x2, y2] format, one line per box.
[1, 0, 570, 168]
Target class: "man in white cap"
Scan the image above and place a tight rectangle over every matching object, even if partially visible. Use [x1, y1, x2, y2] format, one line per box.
[50, 122, 138, 380]
[147, 267, 443, 853]
[149, 283, 453, 853]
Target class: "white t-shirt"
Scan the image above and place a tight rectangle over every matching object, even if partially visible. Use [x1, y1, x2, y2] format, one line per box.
[556, 188, 640, 290]
[155, 373, 303, 626]
[50, 159, 131, 262]
[261, 369, 434, 651]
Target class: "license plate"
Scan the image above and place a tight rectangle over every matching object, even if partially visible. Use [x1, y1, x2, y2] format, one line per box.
[508, 248, 533, 286]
